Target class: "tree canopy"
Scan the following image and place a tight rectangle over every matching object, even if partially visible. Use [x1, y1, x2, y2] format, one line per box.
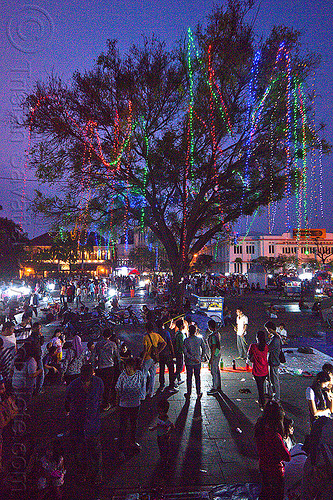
[24, 0, 328, 298]
[0, 218, 29, 279]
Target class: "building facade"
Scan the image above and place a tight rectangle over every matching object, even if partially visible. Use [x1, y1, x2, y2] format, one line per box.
[212, 229, 333, 275]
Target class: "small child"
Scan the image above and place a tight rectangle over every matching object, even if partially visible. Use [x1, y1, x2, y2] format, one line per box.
[277, 323, 288, 344]
[149, 399, 174, 462]
[84, 341, 96, 367]
[37, 440, 66, 499]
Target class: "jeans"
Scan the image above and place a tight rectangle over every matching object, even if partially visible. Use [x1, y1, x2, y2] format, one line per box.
[236, 335, 247, 358]
[185, 363, 201, 395]
[159, 356, 175, 388]
[254, 374, 267, 407]
[210, 354, 221, 390]
[35, 357, 44, 393]
[95, 366, 115, 407]
[268, 364, 280, 401]
[118, 406, 140, 450]
[157, 434, 170, 459]
[142, 358, 156, 397]
[174, 353, 184, 382]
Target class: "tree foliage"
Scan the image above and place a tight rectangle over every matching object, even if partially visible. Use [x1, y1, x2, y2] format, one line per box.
[128, 245, 156, 272]
[192, 254, 213, 273]
[24, 0, 328, 298]
[0, 218, 29, 279]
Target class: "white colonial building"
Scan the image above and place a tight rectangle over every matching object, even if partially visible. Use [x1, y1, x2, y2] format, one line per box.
[211, 229, 333, 275]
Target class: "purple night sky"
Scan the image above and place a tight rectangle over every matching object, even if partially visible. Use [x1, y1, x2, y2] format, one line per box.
[1, 0, 332, 238]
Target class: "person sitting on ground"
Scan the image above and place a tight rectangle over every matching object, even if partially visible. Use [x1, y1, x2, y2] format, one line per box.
[254, 400, 291, 500]
[36, 440, 66, 500]
[306, 371, 333, 427]
[43, 345, 62, 386]
[110, 297, 119, 311]
[119, 341, 132, 370]
[61, 335, 86, 386]
[141, 305, 154, 323]
[58, 302, 68, 319]
[283, 417, 297, 451]
[322, 362, 333, 400]
[298, 295, 309, 310]
[50, 329, 64, 362]
[15, 316, 32, 341]
[301, 416, 333, 500]
[22, 304, 33, 325]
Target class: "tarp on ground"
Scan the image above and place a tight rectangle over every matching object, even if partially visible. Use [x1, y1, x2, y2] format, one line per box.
[209, 483, 260, 500]
[121, 484, 260, 500]
[280, 347, 333, 376]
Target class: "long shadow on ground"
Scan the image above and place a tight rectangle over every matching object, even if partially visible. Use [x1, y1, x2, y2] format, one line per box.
[214, 391, 257, 459]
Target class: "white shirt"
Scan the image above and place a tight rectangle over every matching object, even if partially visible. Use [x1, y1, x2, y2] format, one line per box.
[277, 326, 287, 340]
[236, 314, 248, 336]
[305, 387, 315, 401]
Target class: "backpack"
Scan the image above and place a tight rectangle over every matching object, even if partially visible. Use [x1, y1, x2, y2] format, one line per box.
[147, 333, 159, 363]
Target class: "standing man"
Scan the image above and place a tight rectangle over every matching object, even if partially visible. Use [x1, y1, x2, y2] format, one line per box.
[141, 322, 166, 398]
[207, 319, 222, 394]
[265, 320, 282, 402]
[155, 319, 177, 392]
[95, 328, 118, 411]
[235, 309, 248, 360]
[173, 319, 187, 386]
[26, 322, 44, 393]
[183, 324, 207, 399]
[65, 363, 104, 485]
[30, 292, 39, 317]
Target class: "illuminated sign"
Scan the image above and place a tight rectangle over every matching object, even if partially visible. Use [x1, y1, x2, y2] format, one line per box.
[292, 229, 326, 240]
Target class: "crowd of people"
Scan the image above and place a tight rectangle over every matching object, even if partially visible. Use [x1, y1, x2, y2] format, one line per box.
[1, 280, 333, 499]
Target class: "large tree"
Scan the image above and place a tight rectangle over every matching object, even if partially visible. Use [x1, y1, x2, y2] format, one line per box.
[24, 0, 328, 300]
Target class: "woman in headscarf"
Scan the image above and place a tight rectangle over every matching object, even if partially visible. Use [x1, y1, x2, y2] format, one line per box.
[61, 335, 86, 385]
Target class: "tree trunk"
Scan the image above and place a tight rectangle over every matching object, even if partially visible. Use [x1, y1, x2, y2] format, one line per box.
[169, 260, 189, 308]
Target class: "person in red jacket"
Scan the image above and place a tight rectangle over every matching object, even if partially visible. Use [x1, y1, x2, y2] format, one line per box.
[254, 400, 291, 500]
[248, 331, 269, 410]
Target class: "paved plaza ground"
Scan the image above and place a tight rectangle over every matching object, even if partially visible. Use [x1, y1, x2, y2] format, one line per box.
[3, 291, 332, 499]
